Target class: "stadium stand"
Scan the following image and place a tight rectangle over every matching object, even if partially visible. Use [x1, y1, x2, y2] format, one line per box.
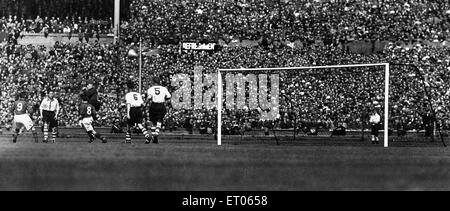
[1, 0, 450, 135]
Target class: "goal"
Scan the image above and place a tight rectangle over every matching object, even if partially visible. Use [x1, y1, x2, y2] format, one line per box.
[217, 63, 390, 147]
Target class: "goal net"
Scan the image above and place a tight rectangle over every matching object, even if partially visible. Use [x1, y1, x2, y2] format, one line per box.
[217, 64, 390, 147]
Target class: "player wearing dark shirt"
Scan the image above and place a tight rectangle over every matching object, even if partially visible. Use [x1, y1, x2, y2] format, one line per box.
[10, 92, 38, 143]
[78, 93, 107, 143]
[79, 103, 95, 118]
[83, 81, 102, 111]
[12, 100, 28, 115]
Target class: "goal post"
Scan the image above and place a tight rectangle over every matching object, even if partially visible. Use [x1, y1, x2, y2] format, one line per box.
[217, 63, 390, 147]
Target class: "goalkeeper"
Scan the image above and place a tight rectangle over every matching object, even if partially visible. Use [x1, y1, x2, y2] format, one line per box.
[369, 109, 381, 144]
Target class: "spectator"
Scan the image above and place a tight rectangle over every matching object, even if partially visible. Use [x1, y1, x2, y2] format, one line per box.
[1, 0, 450, 135]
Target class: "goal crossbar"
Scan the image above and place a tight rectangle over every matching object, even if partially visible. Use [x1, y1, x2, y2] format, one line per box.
[217, 63, 390, 147]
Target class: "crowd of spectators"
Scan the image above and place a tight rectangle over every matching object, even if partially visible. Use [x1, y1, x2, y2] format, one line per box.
[0, 15, 113, 40]
[123, 0, 450, 45]
[1, 40, 450, 134]
[1, 0, 450, 135]
[0, 0, 121, 38]
[0, 41, 126, 128]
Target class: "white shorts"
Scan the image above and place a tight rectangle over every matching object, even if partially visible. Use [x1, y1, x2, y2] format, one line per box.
[14, 114, 34, 131]
[81, 117, 94, 132]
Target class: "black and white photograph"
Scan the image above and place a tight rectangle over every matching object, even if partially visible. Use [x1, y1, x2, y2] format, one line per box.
[1, 0, 450, 198]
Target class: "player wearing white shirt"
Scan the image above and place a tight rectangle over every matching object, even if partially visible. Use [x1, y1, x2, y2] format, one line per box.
[40, 91, 60, 143]
[124, 82, 151, 144]
[369, 109, 381, 144]
[147, 77, 171, 144]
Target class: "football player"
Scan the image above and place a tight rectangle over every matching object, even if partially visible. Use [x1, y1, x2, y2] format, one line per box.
[10, 92, 38, 143]
[369, 108, 381, 144]
[147, 77, 171, 144]
[125, 82, 151, 144]
[78, 93, 107, 143]
[39, 90, 60, 143]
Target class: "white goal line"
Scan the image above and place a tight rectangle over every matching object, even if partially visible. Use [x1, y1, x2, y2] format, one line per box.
[217, 63, 390, 148]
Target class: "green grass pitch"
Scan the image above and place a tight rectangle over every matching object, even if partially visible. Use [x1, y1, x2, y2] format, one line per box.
[0, 133, 449, 191]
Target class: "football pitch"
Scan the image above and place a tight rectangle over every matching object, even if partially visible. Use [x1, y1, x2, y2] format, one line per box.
[0, 132, 449, 191]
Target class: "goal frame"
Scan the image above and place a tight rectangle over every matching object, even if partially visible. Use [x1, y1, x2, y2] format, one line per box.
[217, 63, 390, 147]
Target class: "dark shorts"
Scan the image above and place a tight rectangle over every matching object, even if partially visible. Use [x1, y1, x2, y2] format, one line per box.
[127, 107, 144, 126]
[42, 110, 58, 129]
[371, 123, 380, 136]
[149, 103, 167, 124]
